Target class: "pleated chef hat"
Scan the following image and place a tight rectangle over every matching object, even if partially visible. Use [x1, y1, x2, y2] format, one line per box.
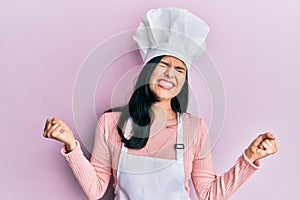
[133, 7, 210, 69]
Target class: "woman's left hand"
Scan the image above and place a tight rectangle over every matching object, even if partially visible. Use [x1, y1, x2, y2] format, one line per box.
[245, 132, 278, 166]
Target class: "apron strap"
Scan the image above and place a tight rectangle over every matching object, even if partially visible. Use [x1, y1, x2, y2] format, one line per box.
[175, 113, 184, 164]
[121, 118, 132, 153]
[116, 118, 132, 177]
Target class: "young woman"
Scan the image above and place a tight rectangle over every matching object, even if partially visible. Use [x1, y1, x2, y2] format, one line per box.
[43, 8, 278, 200]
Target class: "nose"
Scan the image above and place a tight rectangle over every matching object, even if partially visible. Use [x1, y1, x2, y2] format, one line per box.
[164, 67, 175, 78]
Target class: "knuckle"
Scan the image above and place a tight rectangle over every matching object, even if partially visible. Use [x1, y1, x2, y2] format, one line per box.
[52, 131, 58, 137]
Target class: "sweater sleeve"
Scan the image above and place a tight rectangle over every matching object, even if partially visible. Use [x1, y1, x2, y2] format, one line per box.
[191, 119, 260, 200]
[61, 114, 112, 200]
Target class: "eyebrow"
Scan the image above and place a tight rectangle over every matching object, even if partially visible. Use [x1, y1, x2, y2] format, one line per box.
[159, 61, 186, 70]
[159, 61, 170, 66]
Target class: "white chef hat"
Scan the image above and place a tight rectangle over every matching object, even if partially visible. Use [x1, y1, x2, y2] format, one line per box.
[133, 7, 210, 69]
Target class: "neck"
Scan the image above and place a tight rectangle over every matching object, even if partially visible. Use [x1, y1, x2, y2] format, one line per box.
[151, 100, 177, 121]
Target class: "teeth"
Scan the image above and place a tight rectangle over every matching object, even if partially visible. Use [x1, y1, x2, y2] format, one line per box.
[159, 80, 173, 88]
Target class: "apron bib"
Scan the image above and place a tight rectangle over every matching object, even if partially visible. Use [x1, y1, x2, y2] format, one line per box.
[114, 113, 191, 200]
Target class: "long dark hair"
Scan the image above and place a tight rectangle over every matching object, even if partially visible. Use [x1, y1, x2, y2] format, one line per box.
[105, 55, 189, 149]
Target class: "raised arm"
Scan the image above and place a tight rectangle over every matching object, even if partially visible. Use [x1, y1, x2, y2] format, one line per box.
[191, 120, 278, 200]
[43, 115, 112, 199]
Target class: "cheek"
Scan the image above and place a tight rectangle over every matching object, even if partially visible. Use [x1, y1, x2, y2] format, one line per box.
[148, 73, 157, 93]
[149, 69, 160, 83]
[177, 75, 186, 87]
[149, 82, 155, 93]
[176, 83, 185, 93]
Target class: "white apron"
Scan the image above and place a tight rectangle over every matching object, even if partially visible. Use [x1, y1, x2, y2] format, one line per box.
[114, 113, 191, 200]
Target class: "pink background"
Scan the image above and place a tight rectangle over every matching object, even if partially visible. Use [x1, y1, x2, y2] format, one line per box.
[1, 0, 299, 199]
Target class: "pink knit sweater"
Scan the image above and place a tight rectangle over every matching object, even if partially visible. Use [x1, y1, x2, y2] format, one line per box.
[61, 112, 259, 200]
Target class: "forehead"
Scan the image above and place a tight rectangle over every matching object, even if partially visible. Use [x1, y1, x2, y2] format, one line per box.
[160, 56, 186, 68]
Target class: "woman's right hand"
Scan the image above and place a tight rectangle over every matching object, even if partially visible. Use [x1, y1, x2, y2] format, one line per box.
[43, 117, 77, 152]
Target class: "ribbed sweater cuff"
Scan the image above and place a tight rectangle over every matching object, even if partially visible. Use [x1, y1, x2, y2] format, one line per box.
[242, 151, 260, 170]
[60, 141, 83, 163]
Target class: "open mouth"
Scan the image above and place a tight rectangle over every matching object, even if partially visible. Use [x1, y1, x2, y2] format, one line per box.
[157, 79, 175, 90]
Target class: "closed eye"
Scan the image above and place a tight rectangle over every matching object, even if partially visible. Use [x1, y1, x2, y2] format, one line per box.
[158, 64, 168, 68]
[176, 66, 186, 73]
[158, 61, 169, 67]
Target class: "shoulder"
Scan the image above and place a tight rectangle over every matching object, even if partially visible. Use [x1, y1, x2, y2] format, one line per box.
[181, 112, 199, 121]
[96, 112, 123, 137]
[181, 112, 209, 142]
[181, 113, 209, 152]
[181, 113, 210, 153]
[181, 112, 208, 131]
[97, 112, 122, 126]
[95, 112, 123, 143]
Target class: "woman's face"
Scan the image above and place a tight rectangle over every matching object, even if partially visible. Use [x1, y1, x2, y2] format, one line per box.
[149, 56, 187, 101]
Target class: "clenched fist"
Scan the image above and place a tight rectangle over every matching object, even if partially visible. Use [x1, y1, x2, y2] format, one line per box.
[43, 117, 77, 152]
[245, 132, 278, 166]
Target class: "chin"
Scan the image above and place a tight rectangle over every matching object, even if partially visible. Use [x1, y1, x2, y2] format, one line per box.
[155, 93, 177, 101]
[152, 87, 179, 101]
